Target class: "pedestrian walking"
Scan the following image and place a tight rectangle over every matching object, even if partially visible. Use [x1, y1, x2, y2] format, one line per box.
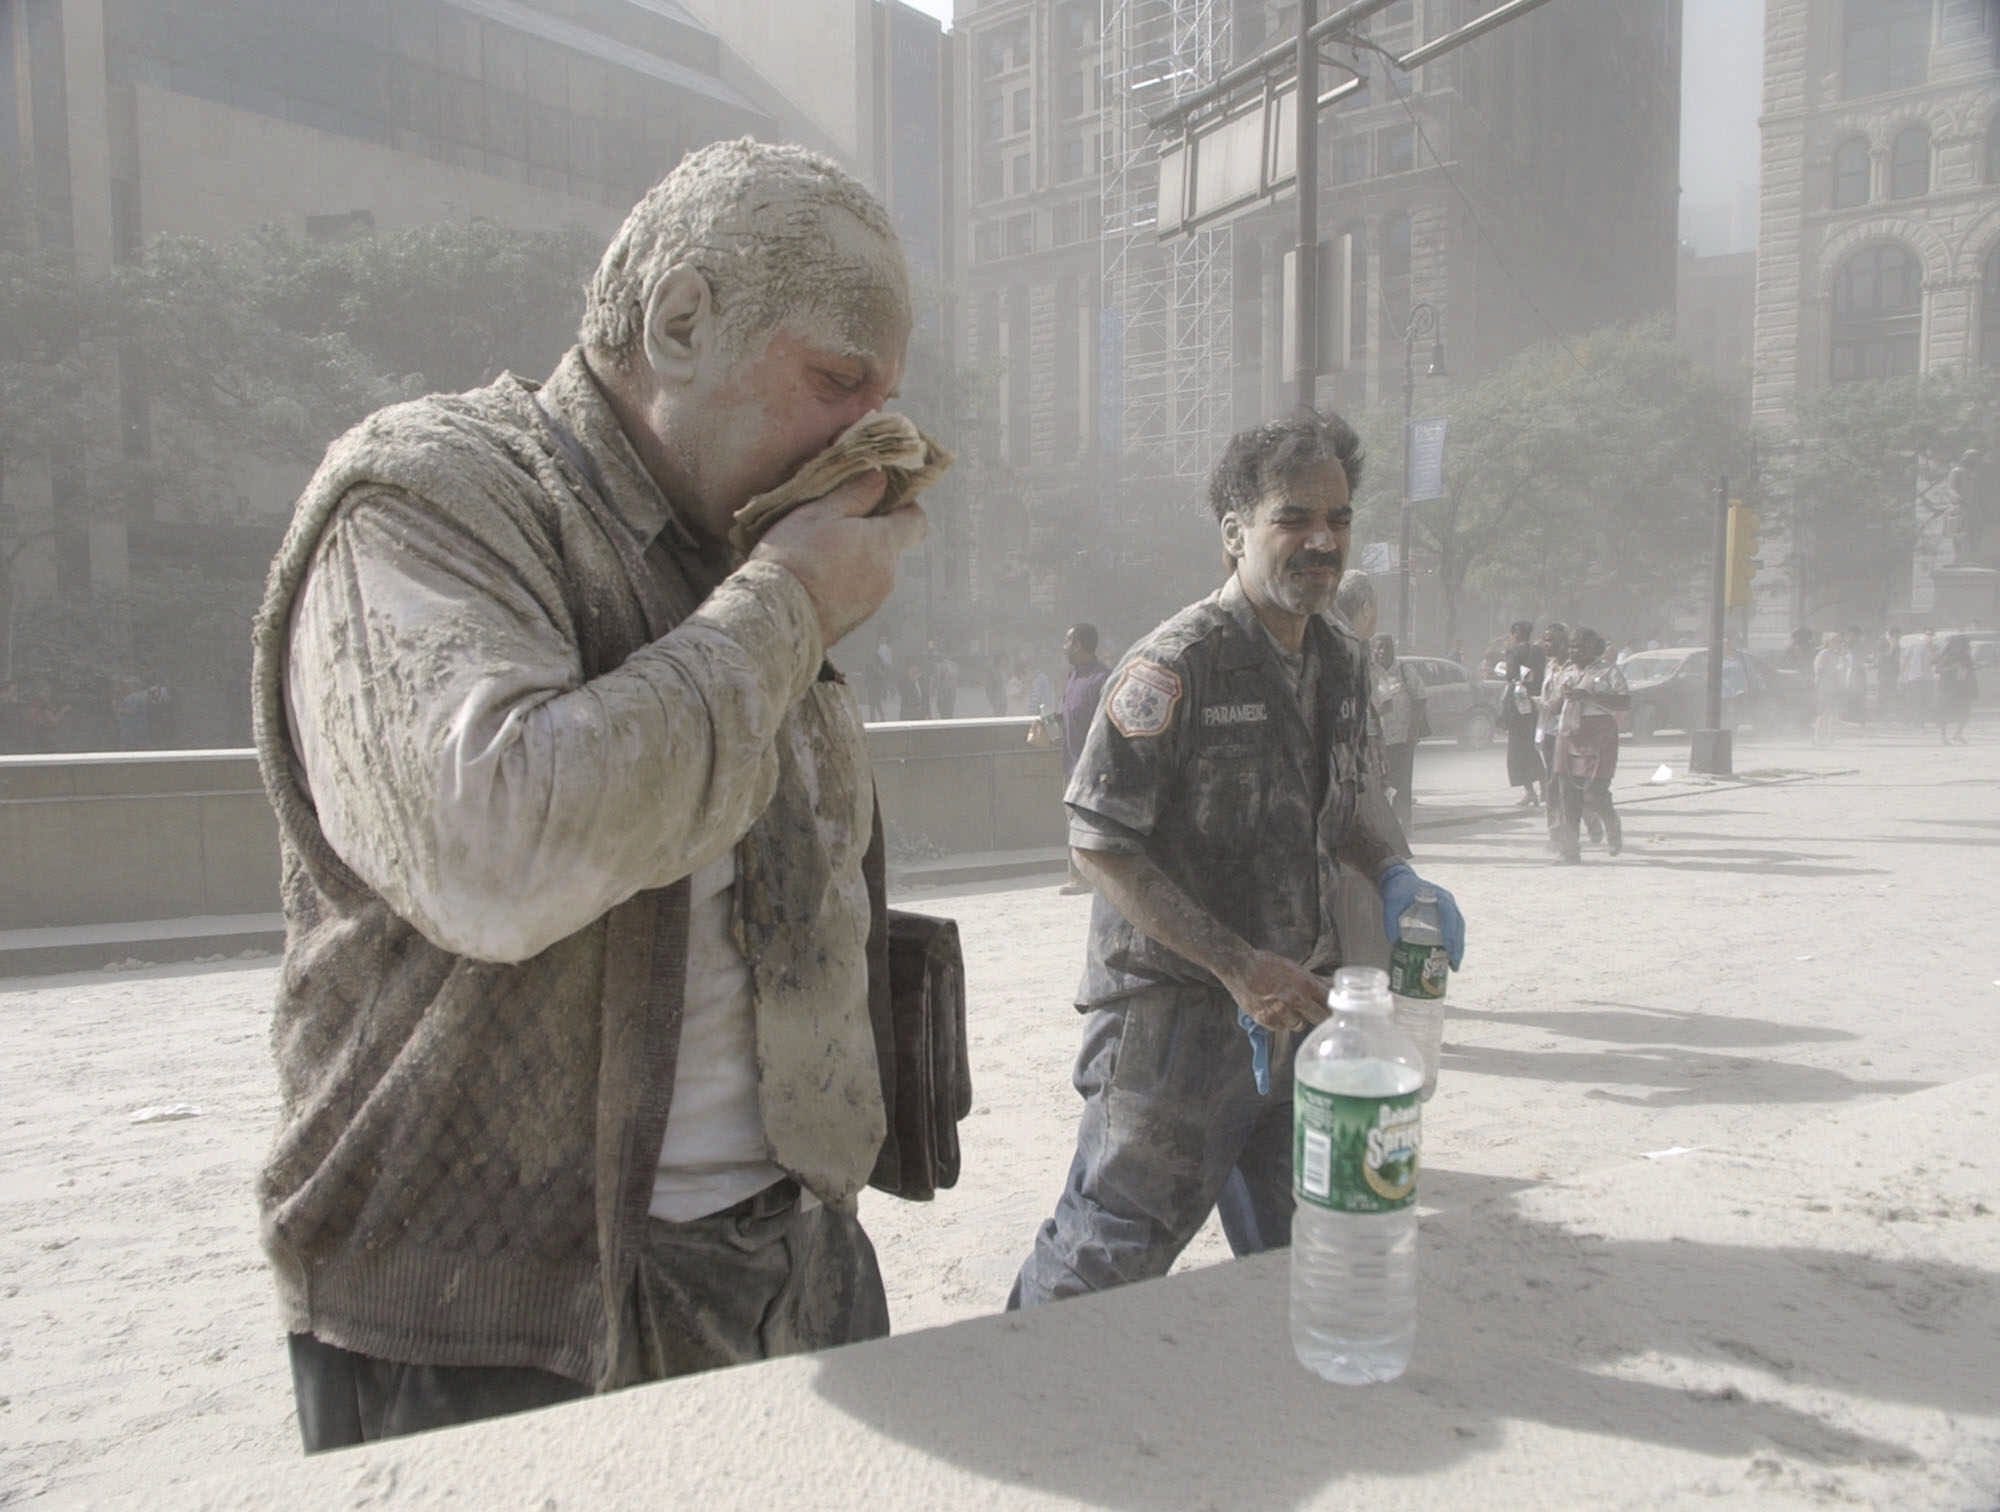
[1500, 619, 1547, 808]
[934, 648, 959, 718]
[1010, 409, 1462, 1308]
[1370, 632, 1423, 832]
[1056, 623, 1111, 894]
[251, 140, 931, 1451]
[1812, 631, 1845, 746]
[1901, 629, 1935, 727]
[1936, 635, 1977, 744]
[1875, 625, 1900, 721]
[1551, 627, 1629, 862]
[898, 659, 932, 720]
[982, 654, 1006, 719]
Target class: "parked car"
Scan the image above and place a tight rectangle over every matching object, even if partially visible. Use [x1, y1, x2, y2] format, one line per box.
[1618, 646, 1808, 738]
[1402, 656, 1500, 746]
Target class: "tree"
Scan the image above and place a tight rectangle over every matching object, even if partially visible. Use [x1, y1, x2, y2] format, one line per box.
[1349, 322, 1751, 649]
[1788, 367, 2000, 622]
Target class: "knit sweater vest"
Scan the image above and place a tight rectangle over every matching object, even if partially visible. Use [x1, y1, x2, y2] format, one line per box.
[252, 370, 698, 1388]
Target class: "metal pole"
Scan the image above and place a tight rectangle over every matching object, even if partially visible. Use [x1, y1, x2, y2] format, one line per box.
[1294, 0, 1318, 412]
[1712, 472, 1728, 732]
[1399, 334, 1415, 647]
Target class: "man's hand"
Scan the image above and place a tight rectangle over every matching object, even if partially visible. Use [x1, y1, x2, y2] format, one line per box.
[1378, 862, 1467, 968]
[752, 470, 928, 647]
[1222, 950, 1330, 1034]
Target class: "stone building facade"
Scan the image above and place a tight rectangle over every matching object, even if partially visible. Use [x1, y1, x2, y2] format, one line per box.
[953, 0, 1682, 645]
[1752, 0, 2000, 631]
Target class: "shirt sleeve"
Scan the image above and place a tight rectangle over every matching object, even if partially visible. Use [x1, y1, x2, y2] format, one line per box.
[284, 485, 825, 963]
[1062, 654, 1189, 853]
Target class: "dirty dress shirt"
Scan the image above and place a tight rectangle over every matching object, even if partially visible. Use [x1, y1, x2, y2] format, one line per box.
[1064, 574, 1400, 1006]
[281, 348, 873, 1224]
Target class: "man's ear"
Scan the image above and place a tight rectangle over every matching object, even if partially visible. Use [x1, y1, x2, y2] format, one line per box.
[1219, 509, 1246, 561]
[641, 266, 712, 382]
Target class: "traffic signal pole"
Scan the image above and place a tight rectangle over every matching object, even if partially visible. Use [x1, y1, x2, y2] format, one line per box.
[1692, 473, 1732, 776]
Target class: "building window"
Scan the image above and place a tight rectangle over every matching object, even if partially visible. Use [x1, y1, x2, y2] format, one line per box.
[984, 92, 1005, 143]
[1842, 0, 1929, 99]
[1011, 87, 1032, 136]
[1334, 135, 1370, 184]
[1379, 125, 1417, 175]
[981, 20, 1029, 79]
[1889, 126, 1930, 199]
[1382, 213, 1412, 284]
[1010, 152, 1031, 195]
[979, 152, 1003, 200]
[1344, 226, 1369, 358]
[1984, 244, 2000, 368]
[1060, 130, 1089, 183]
[1058, 1, 1096, 55]
[1987, 114, 2000, 183]
[1833, 137, 1871, 208]
[1830, 242, 1922, 382]
[975, 221, 1003, 262]
[1006, 213, 1034, 256]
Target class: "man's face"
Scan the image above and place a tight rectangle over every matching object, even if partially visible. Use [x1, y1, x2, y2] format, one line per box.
[1063, 629, 1087, 667]
[1226, 459, 1352, 623]
[664, 223, 910, 543]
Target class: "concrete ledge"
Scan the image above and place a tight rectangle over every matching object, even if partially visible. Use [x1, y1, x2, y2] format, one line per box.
[0, 725, 1065, 941]
[139, 1076, 2000, 1509]
[0, 914, 285, 977]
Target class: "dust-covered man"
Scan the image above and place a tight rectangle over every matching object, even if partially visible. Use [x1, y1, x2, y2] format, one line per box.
[1009, 412, 1465, 1306]
[252, 140, 927, 1449]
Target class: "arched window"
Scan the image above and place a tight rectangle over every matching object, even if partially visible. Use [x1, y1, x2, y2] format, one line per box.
[1984, 244, 2000, 369]
[1889, 126, 1930, 199]
[1843, 0, 1929, 98]
[1830, 242, 1922, 382]
[1833, 137, 1871, 207]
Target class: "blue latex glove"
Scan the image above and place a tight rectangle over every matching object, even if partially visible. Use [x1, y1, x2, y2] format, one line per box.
[1378, 861, 1467, 968]
[1238, 1010, 1273, 1096]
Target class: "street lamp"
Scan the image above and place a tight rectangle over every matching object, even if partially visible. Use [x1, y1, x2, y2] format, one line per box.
[1399, 302, 1446, 647]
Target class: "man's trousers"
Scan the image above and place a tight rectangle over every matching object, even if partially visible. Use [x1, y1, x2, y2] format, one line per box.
[289, 1179, 887, 1452]
[1010, 984, 1295, 1308]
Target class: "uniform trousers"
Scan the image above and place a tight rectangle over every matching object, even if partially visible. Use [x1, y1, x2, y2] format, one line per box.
[1010, 983, 1295, 1308]
[289, 1178, 886, 1452]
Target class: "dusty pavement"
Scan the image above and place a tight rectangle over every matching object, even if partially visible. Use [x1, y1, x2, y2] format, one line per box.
[3, 723, 1997, 1506]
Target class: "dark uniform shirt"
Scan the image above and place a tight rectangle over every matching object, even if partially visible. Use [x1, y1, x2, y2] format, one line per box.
[1066, 575, 1399, 1006]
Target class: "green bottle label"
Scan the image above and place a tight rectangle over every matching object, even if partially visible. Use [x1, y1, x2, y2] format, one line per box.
[1294, 1085, 1421, 1213]
[1389, 939, 1449, 1000]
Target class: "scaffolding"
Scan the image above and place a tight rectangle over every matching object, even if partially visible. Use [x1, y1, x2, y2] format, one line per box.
[1099, 0, 1233, 490]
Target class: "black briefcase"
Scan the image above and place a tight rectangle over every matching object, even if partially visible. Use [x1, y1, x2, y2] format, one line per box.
[861, 811, 972, 1200]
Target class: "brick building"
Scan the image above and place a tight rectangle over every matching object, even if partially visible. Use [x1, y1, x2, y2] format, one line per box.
[952, 0, 1683, 640]
[1751, 0, 2000, 631]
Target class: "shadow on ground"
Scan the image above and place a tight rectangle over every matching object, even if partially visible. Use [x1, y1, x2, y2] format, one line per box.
[811, 1167, 1992, 1508]
[1440, 1040, 1930, 1108]
[1451, 1000, 1855, 1050]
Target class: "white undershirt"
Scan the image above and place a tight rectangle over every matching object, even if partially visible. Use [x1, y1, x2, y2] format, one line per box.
[649, 850, 785, 1221]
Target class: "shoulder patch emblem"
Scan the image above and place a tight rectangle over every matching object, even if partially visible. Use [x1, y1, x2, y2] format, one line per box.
[1108, 660, 1183, 739]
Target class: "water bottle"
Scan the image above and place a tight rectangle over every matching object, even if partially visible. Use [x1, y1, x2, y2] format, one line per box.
[1387, 885, 1449, 1102]
[1290, 966, 1423, 1385]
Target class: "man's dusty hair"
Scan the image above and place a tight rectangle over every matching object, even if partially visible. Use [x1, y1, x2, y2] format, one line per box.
[581, 138, 906, 363]
[1208, 409, 1364, 525]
